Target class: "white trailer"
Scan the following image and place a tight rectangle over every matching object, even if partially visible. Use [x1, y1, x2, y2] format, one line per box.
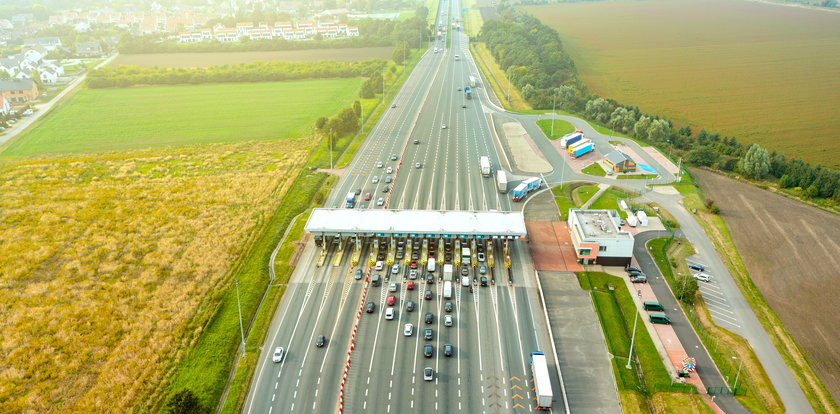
[530, 351, 553, 410]
[461, 247, 471, 265]
[636, 210, 649, 226]
[626, 215, 638, 227]
[480, 156, 491, 177]
[443, 281, 452, 299]
[496, 170, 508, 193]
[443, 264, 454, 281]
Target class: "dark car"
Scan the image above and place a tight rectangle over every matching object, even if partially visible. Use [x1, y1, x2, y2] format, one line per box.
[626, 266, 641, 273]
[424, 344, 434, 358]
[461, 267, 469, 276]
[315, 335, 326, 348]
[414, 139, 420, 144]
[480, 276, 488, 286]
[406, 300, 415, 312]
[365, 302, 375, 313]
[354, 188, 361, 195]
[382, 185, 389, 193]
[425, 312, 433, 324]
[444, 301, 453, 312]
[424, 328, 433, 340]
[426, 274, 434, 284]
[444, 344, 453, 357]
[425, 290, 432, 300]
[354, 269, 363, 280]
[688, 263, 706, 272]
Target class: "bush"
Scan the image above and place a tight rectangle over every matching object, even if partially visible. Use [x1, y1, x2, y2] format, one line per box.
[164, 389, 205, 414]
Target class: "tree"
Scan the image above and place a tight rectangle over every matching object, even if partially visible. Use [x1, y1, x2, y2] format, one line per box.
[633, 116, 652, 140]
[687, 146, 719, 167]
[737, 143, 770, 179]
[391, 42, 407, 64]
[607, 107, 635, 133]
[675, 274, 699, 304]
[584, 98, 612, 125]
[353, 101, 361, 118]
[315, 116, 328, 131]
[646, 119, 671, 143]
[415, 6, 429, 20]
[164, 389, 203, 414]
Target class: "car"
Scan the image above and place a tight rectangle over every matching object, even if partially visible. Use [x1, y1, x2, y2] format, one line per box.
[375, 261, 384, 271]
[407, 281, 415, 290]
[412, 252, 419, 260]
[315, 335, 326, 347]
[688, 263, 706, 272]
[424, 327, 433, 340]
[382, 185, 389, 193]
[444, 315, 453, 327]
[354, 188, 361, 195]
[462, 276, 470, 287]
[22, 109, 33, 116]
[386, 167, 393, 174]
[392, 264, 400, 275]
[693, 273, 712, 283]
[366, 302, 376, 313]
[626, 266, 641, 273]
[410, 260, 418, 269]
[415, 162, 422, 169]
[630, 274, 648, 283]
[628, 270, 644, 277]
[424, 344, 434, 358]
[480, 276, 488, 286]
[444, 344, 453, 357]
[376, 161, 384, 168]
[377, 197, 385, 206]
[461, 267, 469, 276]
[354, 269, 363, 280]
[385, 307, 395, 320]
[425, 312, 433, 324]
[424, 289, 432, 300]
[426, 274, 434, 284]
[409, 269, 418, 279]
[272, 347, 285, 362]
[441, 124, 447, 129]
[405, 323, 414, 336]
[364, 192, 371, 201]
[479, 265, 487, 275]
[414, 139, 420, 144]
[372, 176, 380, 183]
[406, 300, 415, 312]
[385, 175, 392, 183]
[457, 87, 462, 91]
[392, 103, 397, 108]
[424, 367, 434, 380]
[396, 249, 404, 259]
[377, 252, 386, 261]
[390, 154, 398, 161]
[477, 252, 485, 262]
[387, 295, 396, 306]
[462, 104, 466, 108]
[389, 282, 398, 292]
[444, 301, 454, 312]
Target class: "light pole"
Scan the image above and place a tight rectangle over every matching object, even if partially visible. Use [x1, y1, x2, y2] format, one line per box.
[329, 128, 333, 169]
[506, 77, 511, 107]
[667, 139, 673, 159]
[551, 91, 557, 137]
[626, 311, 639, 369]
[732, 356, 743, 392]
[236, 280, 246, 357]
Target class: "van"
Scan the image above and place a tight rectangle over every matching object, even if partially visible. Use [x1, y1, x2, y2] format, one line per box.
[371, 274, 381, 287]
[427, 260, 436, 273]
[643, 301, 665, 312]
[649, 314, 672, 324]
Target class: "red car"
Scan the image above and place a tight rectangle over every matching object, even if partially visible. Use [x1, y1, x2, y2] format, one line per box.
[410, 260, 418, 269]
[407, 281, 415, 290]
[387, 295, 396, 306]
[364, 192, 371, 201]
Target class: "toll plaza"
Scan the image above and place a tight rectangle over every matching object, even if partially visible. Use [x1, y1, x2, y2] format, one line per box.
[304, 209, 527, 284]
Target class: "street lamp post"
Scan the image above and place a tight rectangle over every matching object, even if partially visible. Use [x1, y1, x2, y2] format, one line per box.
[236, 280, 246, 357]
[732, 356, 743, 392]
[329, 128, 333, 169]
[626, 312, 639, 369]
[551, 91, 557, 137]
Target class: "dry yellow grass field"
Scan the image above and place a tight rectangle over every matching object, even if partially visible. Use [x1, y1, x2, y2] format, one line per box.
[0, 139, 313, 412]
[523, 0, 840, 168]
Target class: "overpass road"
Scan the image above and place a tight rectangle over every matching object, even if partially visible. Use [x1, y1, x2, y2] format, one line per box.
[244, 1, 564, 413]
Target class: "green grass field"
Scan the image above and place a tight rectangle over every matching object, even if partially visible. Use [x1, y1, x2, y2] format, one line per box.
[2, 79, 362, 157]
[536, 118, 575, 140]
[582, 162, 606, 177]
[110, 47, 394, 68]
[523, 0, 840, 168]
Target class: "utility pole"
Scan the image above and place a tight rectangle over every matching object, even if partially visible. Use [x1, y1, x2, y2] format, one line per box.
[506, 77, 511, 106]
[551, 91, 557, 137]
[329, 128, 333, 169]
[626, 312, 639, 369]
[732, 356, 743, 392]
[236, 280, 246, 357]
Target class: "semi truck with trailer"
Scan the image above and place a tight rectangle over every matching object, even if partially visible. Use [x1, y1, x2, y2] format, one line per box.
[496, 170, 508, 193]
[511, 177, 542, 202]
[530, 351, 553, 410]
[345, 192, 357, 208]
[443, 281, 452, 298]
[559, 131, 584, 148]
[570, 141, 595, 158]
[567, 138, 591, 154]
[479, 156, 491, 177]
[465, 86, 472, 99]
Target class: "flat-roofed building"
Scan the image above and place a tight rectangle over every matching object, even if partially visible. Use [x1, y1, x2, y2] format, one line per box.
[568, 209, 634, 266]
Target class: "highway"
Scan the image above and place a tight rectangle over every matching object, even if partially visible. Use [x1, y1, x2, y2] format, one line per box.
[244, 0, 563, 413]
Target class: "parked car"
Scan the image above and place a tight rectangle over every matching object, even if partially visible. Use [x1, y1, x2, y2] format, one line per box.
[626, 266, 641, 273]
[364, 192, 371, 201]
[372, 176, 380, 183]
[688, 263, 706, 272]
[693, 273, 711, 283]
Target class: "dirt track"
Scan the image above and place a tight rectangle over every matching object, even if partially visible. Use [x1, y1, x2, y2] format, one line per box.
[693, 169, 840, 401]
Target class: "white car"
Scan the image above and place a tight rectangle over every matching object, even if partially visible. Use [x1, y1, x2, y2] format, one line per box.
[375, 261, 384, 271]
[477, 252, 485, 262]
[441, 124, 447, 129]
[392, 264, 400, 274]
[272, 347, 285, 362]
[415, 162, 422, 169]
[386, 167, 393, 174]
[462, 276, 470, 287]
[376, 161, 384, 168]
[372, 176, 379, 183]
[444, 315, 453, 327]
[424, 367, 434, 381]
[385, 307, 395, 320]
[404, 323, 414, 336]
[693, 273, 712, 283]
[389, 281, 398, 292]
[377, 197, 385, 206]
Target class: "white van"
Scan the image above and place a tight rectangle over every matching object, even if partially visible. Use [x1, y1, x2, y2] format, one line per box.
[427, 259, 436, 273]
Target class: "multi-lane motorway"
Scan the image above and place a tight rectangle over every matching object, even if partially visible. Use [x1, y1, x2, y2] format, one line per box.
[245, 0, 564, 413]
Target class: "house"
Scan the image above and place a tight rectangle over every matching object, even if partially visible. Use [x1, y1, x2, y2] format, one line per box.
[0, 57, 20, 77]
[568, 209, 634, 266]
[249, 28, 273, 40]
[236, 22, 253, 37]
[22, 37, 62, 51]
[347, 26, 360, 37]
[0, 79, 39, 104]
[76, 41, 103, 57]
[38, 67, 59, 84]
[23, 47, 44, 64]
[0, 95, 10, 115]
[41, 60, 64, 76]
[603, 150, 637, 173]
[214, 27, 239, 42]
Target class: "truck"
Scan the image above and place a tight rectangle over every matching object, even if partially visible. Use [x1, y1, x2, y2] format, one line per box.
[530, 351, 553, 410]
[479, 156, 491, 177]
[443, 264, 454, 281]
[570, 141, 594, 158]
[461, 247, 471, 265]
[567, 138, 591, 154]
[464, 86, 472, 100]
[496, 170, 508, 193]
[559, 130, 584, 148]
[469, 75, 477, 87]
[345, 191, 357, 208]
[511, 177, 542, 202]
[443, 281, 452, 299]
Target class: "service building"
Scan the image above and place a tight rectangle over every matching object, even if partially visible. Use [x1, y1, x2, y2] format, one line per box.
[568, 209, 634, 266]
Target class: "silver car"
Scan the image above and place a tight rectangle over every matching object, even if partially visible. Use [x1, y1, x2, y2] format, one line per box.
[372, 176, 379, 183]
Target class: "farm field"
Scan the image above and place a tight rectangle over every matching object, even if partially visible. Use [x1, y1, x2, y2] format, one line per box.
[693, 169, 840, 403]
[1, 79, 361, 157]
[110, 47, 394, 67]
[0, 139, 314, 412]
[522, 0, 840, 168]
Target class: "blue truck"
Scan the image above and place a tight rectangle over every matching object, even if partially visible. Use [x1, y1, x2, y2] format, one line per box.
[570, 141, 594, 158]
[345, 191, 357, 208]
[511, 177, 542, 202]
[465, 86, 472, 100]
[559, 131, 584, 148]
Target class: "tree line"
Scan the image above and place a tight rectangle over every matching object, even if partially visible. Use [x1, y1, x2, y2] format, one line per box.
[479, 7, 840, 203]
[86, 59, 387, 88]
